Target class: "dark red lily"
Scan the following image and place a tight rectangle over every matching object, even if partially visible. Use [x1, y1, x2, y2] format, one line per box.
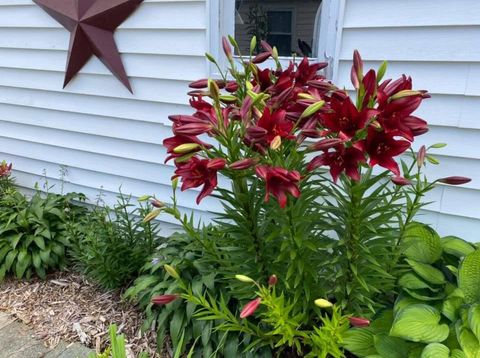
[173, 157, 226, 204]
[240, 298, 262, 319]
[246, 108, 294, 148]
[255, 166, 301, 208]
[0, 162, 12, 177]
[365, 128, 411, 176]
[152, 294, 179, 305]
[308, 145, 366, 182]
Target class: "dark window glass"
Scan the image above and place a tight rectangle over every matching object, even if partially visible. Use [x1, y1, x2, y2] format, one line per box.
[235, 0, 322, 57]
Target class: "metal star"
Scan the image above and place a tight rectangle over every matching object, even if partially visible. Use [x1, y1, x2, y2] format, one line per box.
[33, 0, 144, 93]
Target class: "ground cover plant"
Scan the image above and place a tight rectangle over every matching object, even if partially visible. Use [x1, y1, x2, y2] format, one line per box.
[129, 36, 474, 357]
[0, 165, 86, 280]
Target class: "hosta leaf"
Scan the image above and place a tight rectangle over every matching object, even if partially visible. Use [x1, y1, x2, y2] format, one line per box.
[374, 334, 409, 358]
[468, 304, 480, 341]
[15, 249, 30, 279]
[390, 304, 449, 343]
[420, 343, 449, 358]
[402, 223, 443, 264]
[0, 266, 6, 281]
[33, 236, 46, 250]
[399, 273, 436, 291]
[450, 349, 467, 358]
[455, 321, 480, 358]
[442, 296, 464, 322]
[441, 236, 475, 258]
[406, 259, 445, 285]
[4, 249, 17, 271]
[8, 233, 23, 250]
[459, 250, 480, 304]
[342, 328, 377, 357]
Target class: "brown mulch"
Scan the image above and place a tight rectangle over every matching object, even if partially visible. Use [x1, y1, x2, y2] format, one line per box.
[0, 271, 164, 357]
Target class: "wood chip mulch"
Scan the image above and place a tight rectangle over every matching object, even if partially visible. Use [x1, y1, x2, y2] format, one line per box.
[0, 271, 164, 357]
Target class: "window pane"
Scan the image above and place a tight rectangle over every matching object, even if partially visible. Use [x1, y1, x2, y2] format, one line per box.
[235, 0, 322, 57]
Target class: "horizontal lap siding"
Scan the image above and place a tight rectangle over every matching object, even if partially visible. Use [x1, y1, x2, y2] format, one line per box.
[340, 0, 480, 241]
[0, 0, 211, 233]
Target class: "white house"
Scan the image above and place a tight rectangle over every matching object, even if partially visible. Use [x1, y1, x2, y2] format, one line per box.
[0, 0, 478, 240]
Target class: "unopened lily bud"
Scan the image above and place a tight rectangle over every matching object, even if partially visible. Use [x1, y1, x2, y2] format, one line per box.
[189, 79, 209, 89]
[225, 81, 239, 93]
[164, 264, 180, 280]
[301, 129, 322, 139]
[315, 298, 333, 308]
[297, 93, 316, 100]
[173, 143, 201, 154]
[272, 46, 279, 61]
[390, 90, 422, 101]
[219, 95, 237, 104]
[391, 177, 412, 186]
[152, 294, 179, 305]
[250, 36, 257, 55]
[205, 52, 217, 64]
[206, 158, 227, 171]
[353, 49, 363, 80]
[222, 36, 233, 61]
[235, 274, 255, 283]
[268, 274, 278, 286]
[309, 138, 343, 151]
[208, 79, 220, 100]
[137, 195, 151, 202]
[172, 178, 179, 191]
[252, 52, 271, 64]
[300, 101, 325, 119]
[229, 158, 258, 170]
[240, 298, 261, 319]
[143, 209, 161, 223]
[438, 176, 471, 185]
[417, 145, 426, 168]
[151, 199, 165, 208]
[270, 135, 282, 150]
[349, 317, 370, 327]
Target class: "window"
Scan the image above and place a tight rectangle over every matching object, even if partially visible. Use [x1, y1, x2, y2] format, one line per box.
[208, 0, 345, 79]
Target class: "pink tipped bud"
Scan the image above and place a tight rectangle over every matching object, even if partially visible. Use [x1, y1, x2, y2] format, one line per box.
[206, 158, 227, 171]
[417, 145, 426, 168]
[240, 298, 261, 319]
[152, 294, 179, 305]
[353, 50, 363, 79]
[151, 199, 165, 208]
[252, 52, 271, 64]
[189, 79, 209, 89]
[391, 177, 412, 186]
[225, 81, 239, 93]
[309, 138, 344, 152]
[222, 36, 233, 60]
[349, 316, 370, 327]
[438, 176, 471, 185]
[260, 40, 273, 53]
[268, 274, 278, 286]
[229, 158, 258, 170]
[173, 123, 212, 136]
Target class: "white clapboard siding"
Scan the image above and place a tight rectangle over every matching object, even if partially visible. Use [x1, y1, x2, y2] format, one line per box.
[0, 0, 212, 233]
[338, 0, 480, 241]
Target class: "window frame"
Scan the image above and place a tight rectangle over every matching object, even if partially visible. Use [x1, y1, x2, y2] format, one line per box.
[207, 0, 346, 81]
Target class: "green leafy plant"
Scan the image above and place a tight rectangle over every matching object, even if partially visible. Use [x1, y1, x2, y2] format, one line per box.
[68, 193, 162, 289]
[0, 187, 86, 280]
[343, 222, 480, 357]
[88, 324, 149, 358]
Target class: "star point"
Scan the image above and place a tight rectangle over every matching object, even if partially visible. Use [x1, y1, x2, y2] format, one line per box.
[33, 0, 143, 93]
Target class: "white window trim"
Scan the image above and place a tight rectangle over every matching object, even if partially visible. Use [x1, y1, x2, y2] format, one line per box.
[207, 0, 345, 82]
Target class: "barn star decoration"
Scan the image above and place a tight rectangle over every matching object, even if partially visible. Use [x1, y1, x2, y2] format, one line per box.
[33, 0, 144, 93]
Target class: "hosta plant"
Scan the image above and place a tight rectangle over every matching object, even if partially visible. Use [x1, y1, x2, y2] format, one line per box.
[141, 36, 471, 355]
[0, 187, 86, 280]
[343, 222, 480, 358]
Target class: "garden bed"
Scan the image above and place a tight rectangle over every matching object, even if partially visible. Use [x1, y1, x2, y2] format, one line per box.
[0, 270, 162, 357]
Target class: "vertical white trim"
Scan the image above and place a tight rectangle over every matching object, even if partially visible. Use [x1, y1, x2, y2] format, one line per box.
[207, 0, 234, 77]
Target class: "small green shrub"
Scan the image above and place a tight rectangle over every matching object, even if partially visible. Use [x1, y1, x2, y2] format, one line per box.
[0, 188, 86, 280]
[88, 324, 149, 358]
[68, 194, 162, 289]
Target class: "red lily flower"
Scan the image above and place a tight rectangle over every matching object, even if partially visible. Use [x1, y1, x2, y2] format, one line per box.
[163, 134, 212, 163]
[295, 57, 327, 86]
[255, 166, 301, 208]
[308, 145, 366, 182]
[240, 298, 262, 319]
[246, 108, 294, 148]
[0, 162, 12, 177]
[152, 294, 179, 305]
[173, 157, 226, 204]
[320, 97, 378, 139]
[365, 128, 411, 176]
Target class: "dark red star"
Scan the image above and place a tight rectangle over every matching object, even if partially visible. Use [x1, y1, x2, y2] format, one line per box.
[33, 0, 143, 93]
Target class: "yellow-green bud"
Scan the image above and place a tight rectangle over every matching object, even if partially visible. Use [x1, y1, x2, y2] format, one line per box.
[173, 143, 201, 154]
[300, 101, 325, 119]
[164, 264, 180, 280]
[314, 298, 333, 308]
[235, 274, 255, 283]
[143, 209, 161, 223]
